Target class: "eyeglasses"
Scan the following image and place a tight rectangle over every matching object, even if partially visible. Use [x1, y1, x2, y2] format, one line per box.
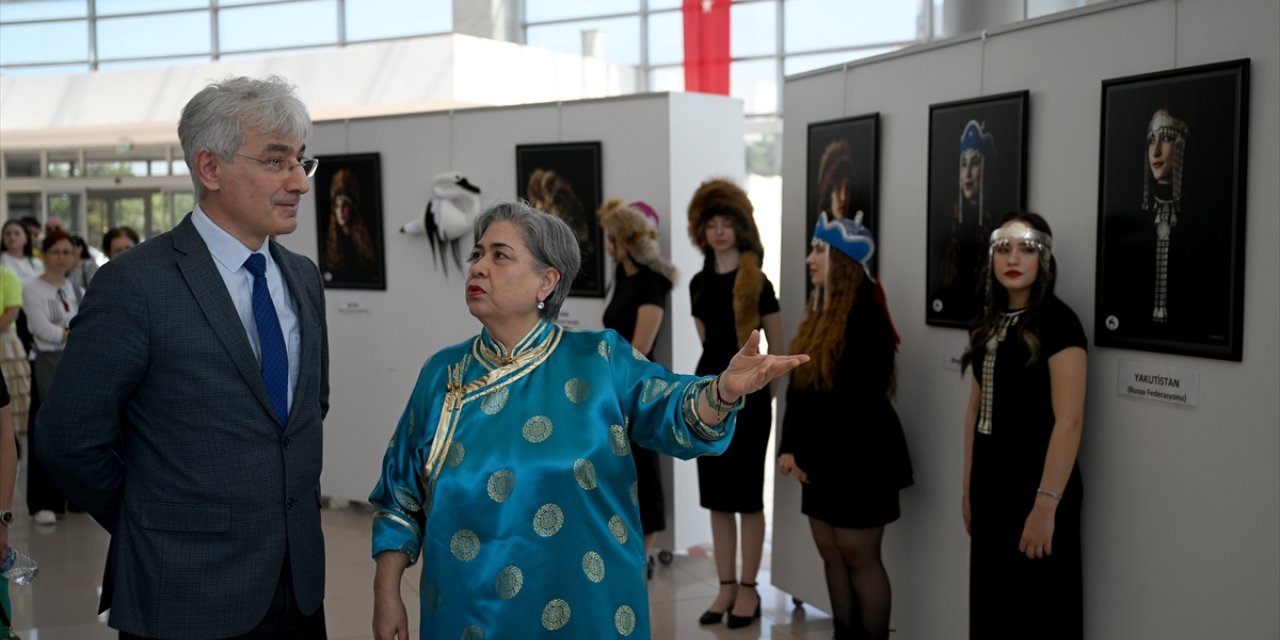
[44, 249, 76, 257]
[234, 154, 319, 178]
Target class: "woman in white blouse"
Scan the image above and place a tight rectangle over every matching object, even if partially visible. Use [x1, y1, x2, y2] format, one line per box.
[1, 220, 43, 285]
[22, 230, 76, 526]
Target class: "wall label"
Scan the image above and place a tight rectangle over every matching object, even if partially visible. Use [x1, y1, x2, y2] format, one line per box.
[336, 299, 373, 315]
[1117, 358, 1199, 408]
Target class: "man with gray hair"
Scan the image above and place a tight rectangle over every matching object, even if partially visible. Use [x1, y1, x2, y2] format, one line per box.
[38, 76, 330, 638]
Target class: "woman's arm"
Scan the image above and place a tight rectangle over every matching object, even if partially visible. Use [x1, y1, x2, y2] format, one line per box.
[0, 304, 20, 330]
[372, 551, 411, 640]
[963, 376, 980, 535]
[23, 284, 68, 345]
[0, 404, 15, 559]
[630, 304, 664, 356]
[692, 317, 706, 343]
[1019, 346, 1087, 559]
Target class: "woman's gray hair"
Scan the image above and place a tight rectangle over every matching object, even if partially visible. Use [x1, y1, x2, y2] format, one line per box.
[177, 75, 312, 199]
[474, 200, 581, 320]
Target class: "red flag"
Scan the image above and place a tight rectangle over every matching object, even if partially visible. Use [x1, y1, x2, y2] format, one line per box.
[683, 0, 730, 95]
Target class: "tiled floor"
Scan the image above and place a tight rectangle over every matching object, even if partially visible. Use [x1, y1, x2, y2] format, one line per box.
[4, 444, 835, 639]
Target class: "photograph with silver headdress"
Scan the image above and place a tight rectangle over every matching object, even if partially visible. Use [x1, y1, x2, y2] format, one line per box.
[1095, 59, 1249, 361]
[315, 153, 386, 290]
[517, 142, 605, 297]
[926, 91, 1029, 328]
[805, 113, 880, 289]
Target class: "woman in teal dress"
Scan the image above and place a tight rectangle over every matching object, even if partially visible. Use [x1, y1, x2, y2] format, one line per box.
[371, 201, 807, 640]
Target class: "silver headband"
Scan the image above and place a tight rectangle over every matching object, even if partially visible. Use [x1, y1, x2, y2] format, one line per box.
[988, 222, 1052, 255]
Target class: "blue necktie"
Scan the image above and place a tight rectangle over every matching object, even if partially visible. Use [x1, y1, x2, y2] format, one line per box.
[244, 253, 288, 427]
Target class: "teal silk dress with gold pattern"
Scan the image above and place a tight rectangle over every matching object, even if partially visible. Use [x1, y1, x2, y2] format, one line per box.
[371, 319, 735, 639]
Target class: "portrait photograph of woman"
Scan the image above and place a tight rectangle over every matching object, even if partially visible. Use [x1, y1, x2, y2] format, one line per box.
[517, 141, 605, 297]
[805, 114, 880, 277]
[315, 153, 387, 290]
[1095, 59, 1249, 360]
[926, 91, 1029, 328]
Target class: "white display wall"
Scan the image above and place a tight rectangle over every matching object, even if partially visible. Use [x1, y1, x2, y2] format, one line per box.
[774, 0, 1278, 638]
[276, 92, 745, 554]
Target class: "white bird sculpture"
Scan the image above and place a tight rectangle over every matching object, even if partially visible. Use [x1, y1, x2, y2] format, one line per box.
[402, 171, 481, 276]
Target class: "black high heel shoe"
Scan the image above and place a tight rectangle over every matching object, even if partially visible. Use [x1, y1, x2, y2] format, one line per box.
[725, 581, 761, 629]
[698, 580, 738, 625]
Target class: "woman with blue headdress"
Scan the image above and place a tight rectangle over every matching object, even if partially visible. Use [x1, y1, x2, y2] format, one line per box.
[778, 212, 913, 640]
[937, 120, 998, 321]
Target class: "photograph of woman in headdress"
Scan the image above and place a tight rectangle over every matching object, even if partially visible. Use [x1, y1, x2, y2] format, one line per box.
[316, 154, 386, 289]
[517, 142, 605, 296]
[938, 120, 998, 322]
[1143, 108, 1187, 324]
[805, 114, 880, 276]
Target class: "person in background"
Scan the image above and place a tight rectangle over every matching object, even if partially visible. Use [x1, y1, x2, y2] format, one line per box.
[18, 218, 41, 260]
[598, 198, 679, 577]
[37, 75, 331, 639]
[1, 221, 43, 286]
[687, 178, 784, 629]
[370, 200, 808, 640]
[22, 230, 78, 527]
[962, 212, 1087, 639]
[778, 213, 913, 640]
[67, 234, 99, 304]
[0, 267, 28, 441]
[102, 226, 141, 260]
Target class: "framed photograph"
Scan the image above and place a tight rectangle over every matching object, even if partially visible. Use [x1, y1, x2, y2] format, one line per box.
[517, 141, 604, 297]
[806, 113, 880, 280]
[315, 153, 386, 290]
[925, 91, 1029, 328]
[1095, 59, 1250, 361]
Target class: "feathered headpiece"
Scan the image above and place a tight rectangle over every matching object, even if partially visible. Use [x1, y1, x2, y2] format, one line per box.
[687, 178, 763, 347]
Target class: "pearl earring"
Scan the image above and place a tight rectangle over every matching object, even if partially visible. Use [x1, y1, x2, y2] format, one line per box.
[537, 300, 545, 310]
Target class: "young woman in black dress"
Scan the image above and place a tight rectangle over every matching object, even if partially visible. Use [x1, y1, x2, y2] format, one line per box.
[961, 212, 1088, 638]
[598, 199, 678, 577]
[778, 213, 912, 640]
[686, 179, 783, 628]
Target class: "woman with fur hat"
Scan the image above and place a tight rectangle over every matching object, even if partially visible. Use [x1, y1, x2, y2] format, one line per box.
[687, 178, 783, 629]
[778, 213, 913, 640]
[599, 198, 678, 577]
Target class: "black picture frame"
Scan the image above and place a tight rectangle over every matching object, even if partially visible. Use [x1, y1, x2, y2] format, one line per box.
[315, 153, 386, 290]
[805, 113, 880, 282]
[1094, 59, 1250, 361]
[925, 91, 1029, 328]
[516, 141, 605, 298]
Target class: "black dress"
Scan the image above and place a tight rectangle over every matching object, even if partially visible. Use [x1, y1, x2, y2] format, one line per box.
[690, 267, 779, 513]
[603, 263, 672, 535]
[969, 296, 1086, 639]
[779, 280, 913, 528]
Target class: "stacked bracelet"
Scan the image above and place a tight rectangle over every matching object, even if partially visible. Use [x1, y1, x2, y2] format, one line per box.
[1036, 487, 1062, 500]
[705, 376, 746, 414]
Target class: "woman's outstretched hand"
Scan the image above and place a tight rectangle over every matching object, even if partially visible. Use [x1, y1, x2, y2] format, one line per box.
[718, 330, 809, 400]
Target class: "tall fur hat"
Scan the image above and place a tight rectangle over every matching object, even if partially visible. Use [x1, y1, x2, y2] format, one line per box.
[686, 178, 765, 347]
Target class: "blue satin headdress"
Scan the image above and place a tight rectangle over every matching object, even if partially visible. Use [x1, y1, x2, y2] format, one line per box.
[959, 120, 987, 157]
[813, 211, 875, 279]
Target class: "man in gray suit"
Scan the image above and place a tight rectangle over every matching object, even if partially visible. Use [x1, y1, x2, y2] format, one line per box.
[38, 76, 329, 639]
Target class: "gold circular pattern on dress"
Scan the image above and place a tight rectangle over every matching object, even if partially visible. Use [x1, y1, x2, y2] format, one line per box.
[445, 442, 466, 468]
[564, 377, 591, 404]
[608, 515, 628, 544]
[523, 415, 553, 443]
[671, 422, 691, 448]
[495, 565, 524, 599]
[597, 340, 612, 362]
[608, 424, 630, 456]
[394, 487, 421, 513]
[581, 551, 605, 582]
[481, 386, 509, 415]
[615, 605, 637, 636]
[542, 598, 572, 631]
[533, 503, 565, 537]
[461, 625, 485, 640]
[424, 583, 441, 612]
[573, 458, 597, 490]
[641, 378, 669, 403]
[487, 468, 515, 502]
[630, 481, 639, 506]
[450, 529, 480, 561]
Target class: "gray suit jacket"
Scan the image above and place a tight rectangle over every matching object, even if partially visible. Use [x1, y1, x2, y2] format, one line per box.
[37, 215, 330, 639]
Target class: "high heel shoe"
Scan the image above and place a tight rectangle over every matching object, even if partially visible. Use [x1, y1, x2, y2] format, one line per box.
[698, 580, 737, 625]
[725, 581, 762, 629]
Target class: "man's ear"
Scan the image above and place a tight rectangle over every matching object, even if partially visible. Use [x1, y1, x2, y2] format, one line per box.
[194, 149, 223, 194]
